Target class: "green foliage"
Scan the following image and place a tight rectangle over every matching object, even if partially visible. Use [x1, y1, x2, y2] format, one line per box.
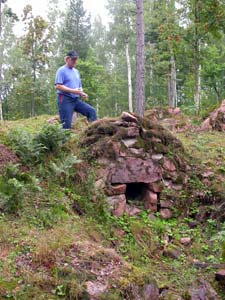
[50, 154, 82, 184]
[34, 123, 71, 153]
[211, 222, 225, 262]
[0, 163, 41, 213]
[0, 176, 24, 212]
[60, 0, 91, 59]
[7, 128, 45, 165]
[7, 123, 70, 165]
[77, 57, 109, 112]
[30, 205, 69, 229]
[1, 0, 225, 119]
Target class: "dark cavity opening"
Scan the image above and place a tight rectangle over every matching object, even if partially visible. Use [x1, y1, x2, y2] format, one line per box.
[125, 182, 146, 201]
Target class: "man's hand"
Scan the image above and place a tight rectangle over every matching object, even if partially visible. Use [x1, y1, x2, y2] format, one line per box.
[80, 92, 88, 101]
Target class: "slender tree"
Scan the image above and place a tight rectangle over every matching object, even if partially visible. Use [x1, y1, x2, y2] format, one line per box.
[107, 0, 135, 113]
[179, 0, 225, 113]
[135, 0, 145, 117]
[0, 0, 18, 121]
[21, 5, 53, 116]
[61, 0, 91, 59]
[0, 0, 6, 121]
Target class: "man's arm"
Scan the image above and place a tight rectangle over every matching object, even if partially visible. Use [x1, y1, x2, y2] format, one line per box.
[55, 84, 88, 99]
[55, 84, 83, 96]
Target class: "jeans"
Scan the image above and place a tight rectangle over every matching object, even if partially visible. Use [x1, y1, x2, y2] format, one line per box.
[57, 94, 97, 129]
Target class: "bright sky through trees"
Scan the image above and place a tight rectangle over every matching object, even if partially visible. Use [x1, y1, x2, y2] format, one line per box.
[6, 0, 109, 35]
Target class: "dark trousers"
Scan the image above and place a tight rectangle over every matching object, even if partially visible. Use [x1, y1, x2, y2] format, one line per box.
[57, 94, 97, 129]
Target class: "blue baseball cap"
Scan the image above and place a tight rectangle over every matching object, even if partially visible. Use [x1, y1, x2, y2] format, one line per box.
[66, 50, 78, 58]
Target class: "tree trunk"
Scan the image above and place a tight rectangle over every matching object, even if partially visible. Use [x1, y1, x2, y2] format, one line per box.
[125, 41, 133, 112]
[193, 0, 201, 114]
[115, 101, 118, 117]
[96, 97, 99, 116]
[31, 68, 36, 117]
[149, 43, 154, 99]
[31, 33, 36, 117]
[214, 83, 220, 103]
[0, 0, 3, 122]
[135, 0, 145, 117]
[168, 54, 177, 107]
[193, 41, 200, 114]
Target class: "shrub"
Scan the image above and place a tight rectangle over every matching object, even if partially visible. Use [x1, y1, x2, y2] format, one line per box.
[7, 128, 45, 165]
[50, 154, 82, 184]
[34, 123, 71, 153]
[0, 163, 41, 213]
[7, 124, 71, 166]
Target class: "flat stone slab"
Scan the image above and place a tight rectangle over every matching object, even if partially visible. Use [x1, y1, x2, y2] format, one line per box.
[111, 157, 162, 184]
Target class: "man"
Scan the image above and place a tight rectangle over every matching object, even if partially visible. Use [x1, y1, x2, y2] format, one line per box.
[55, 50, 97, 129]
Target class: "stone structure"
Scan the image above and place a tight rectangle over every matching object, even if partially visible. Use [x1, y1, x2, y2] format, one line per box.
[199, 99, 225, 132]
[81, 112, 190, 218]
[145, 107, 191, 132]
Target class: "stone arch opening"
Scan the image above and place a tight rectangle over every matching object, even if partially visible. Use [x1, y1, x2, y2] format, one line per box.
[125, 182, 146, 202]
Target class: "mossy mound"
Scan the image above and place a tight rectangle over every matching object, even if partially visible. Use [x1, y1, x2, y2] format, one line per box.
[79, 112, 223, 223]
[81, 112, 184, 161]
[79, 112, 192, 219]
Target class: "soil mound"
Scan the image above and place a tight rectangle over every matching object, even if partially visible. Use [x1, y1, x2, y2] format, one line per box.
[0, 144, 20, 173]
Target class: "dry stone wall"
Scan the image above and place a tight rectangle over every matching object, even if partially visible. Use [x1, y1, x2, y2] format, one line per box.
[81, 112, 191, 218]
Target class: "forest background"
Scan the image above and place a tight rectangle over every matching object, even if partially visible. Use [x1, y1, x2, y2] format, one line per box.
[0, 0, 224, 121]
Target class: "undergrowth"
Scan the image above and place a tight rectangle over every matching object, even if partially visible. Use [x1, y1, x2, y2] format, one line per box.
[0, 116, 225, 299]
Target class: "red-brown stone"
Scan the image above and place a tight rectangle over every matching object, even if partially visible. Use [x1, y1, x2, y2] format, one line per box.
[143, 190, 158, 204]
[215, 269, 225, 284]
[121, 112, 138, 123]
[180, 237, 191, 245]
[160, 208, 172, 219]
[105, 184, 127, 196]
[125, 205, 141, 216]
[160, 200, 172, 208]
[199, 99, 225, 132]
[146, 182, 163, 193]
[111, 157, 162, 184]
[163, 158, 176, 172]
[127, 127, 140, 137]
[107, 195, 126, 217]
[143, 190, 158, 212]
[145, 202, 157, 212]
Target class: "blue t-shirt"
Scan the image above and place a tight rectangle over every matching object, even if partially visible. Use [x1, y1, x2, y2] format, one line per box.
[55, 65, 82, 99]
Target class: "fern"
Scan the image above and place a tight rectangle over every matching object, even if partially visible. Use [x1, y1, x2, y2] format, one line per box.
[7, 124, 71, 166]
[7, 128, 45, 165]
[34, 123, 71, 153]
[50, 154, 82, 183]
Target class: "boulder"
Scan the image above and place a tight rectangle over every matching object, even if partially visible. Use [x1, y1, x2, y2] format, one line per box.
[188, 279, 220, 300]
[215, 269, 225, 285]
[107, 195, 126, 217]
[199, 100, 225, 132]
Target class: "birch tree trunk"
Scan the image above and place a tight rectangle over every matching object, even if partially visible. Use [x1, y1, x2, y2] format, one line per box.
[149, 43, 154, 98]
[125, 41, 133, 112]
[168, 54, 177, 107]
[193, 0, 201, 114]
[135, 0, 145, 117]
